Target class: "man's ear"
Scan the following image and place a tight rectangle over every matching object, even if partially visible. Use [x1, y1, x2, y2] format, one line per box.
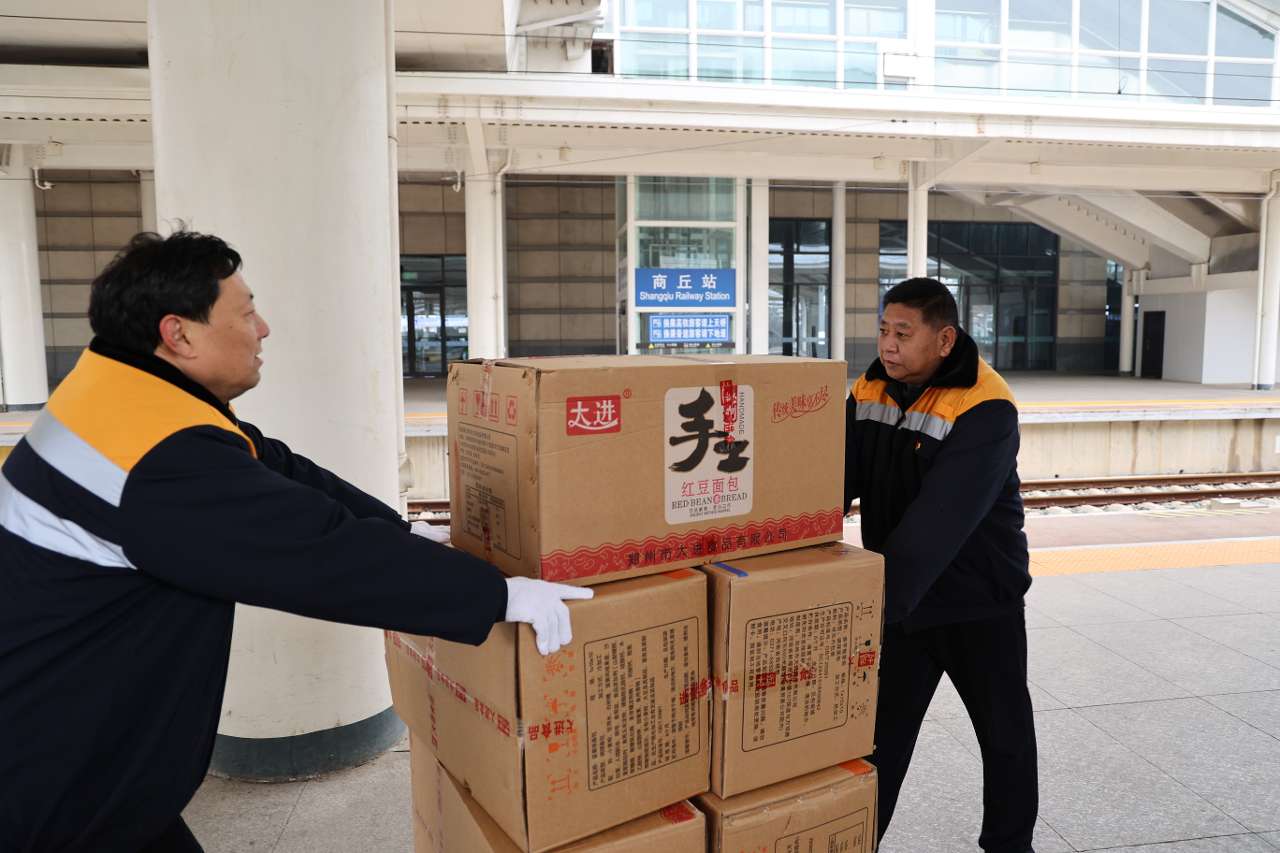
[938, 324, 958, 358]
[157, 314, 195, 359]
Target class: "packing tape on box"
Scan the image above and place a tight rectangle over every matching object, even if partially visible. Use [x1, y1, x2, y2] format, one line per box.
[389, 630, 527, 743]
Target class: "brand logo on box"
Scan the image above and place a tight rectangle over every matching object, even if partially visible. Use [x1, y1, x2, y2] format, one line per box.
[566, 396, 621, 435]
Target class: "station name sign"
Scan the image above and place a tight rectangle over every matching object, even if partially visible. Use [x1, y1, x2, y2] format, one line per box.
[636, 268, 737, 307]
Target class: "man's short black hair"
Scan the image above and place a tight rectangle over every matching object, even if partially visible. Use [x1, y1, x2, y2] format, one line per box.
[88, 230, 242, 355]
[883, 277, 960, 331]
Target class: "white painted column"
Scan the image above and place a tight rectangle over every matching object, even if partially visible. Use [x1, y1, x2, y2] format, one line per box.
[149, 0, 404, 777]
[0, 163, 50, 409]
[1133, 269, 1146, 378]
[464, 172, 507, 359]
[1258, 184, 1280, 390]
[830, 182, 847, 364]
[734, 177, 748, 354]
[749, 178, 770, 354]
[138, 170, 156, 233]
[1119, 269, 1136, 375]
[906, 163, 929, 279]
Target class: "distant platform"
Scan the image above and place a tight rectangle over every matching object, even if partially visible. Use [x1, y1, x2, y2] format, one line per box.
[1008, 375, 1280, 423]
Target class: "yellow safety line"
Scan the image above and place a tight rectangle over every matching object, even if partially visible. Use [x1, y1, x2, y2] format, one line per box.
[1031, 537, 1280, 576]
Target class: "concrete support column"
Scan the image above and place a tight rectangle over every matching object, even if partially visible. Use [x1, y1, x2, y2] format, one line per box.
[1119, 269, 1136, 376]
[734, 177, 748, 354]
[149, 0, 404, 779]
[1258, 181, 1280, 390]
[464, 171, 507, 359]
[0, 163, 50, 409]
[139, 170, 156, 233]
[830, 182, 847, 364]
[906, 163, 929, 279]
[749, 178, 770, 354]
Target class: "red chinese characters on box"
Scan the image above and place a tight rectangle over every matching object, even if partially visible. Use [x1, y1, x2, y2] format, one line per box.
[566, 395, 622, 435]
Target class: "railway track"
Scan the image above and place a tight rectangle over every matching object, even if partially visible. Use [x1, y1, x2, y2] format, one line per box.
[410, 472, 1280, 519]
[1020, 471, 1280, 509]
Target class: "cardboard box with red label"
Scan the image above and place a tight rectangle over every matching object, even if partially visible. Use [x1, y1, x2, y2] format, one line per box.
[697, 760, 878, 853]
[411, 734, 706, 853]
[387, 569, 711, 852]
[702, 543, 884, 798]
[447, 355, 846, 586]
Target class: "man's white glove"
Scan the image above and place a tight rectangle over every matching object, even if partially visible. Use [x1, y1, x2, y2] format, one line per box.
[410, 521, 450, 545]
[505, 577, 595, 655]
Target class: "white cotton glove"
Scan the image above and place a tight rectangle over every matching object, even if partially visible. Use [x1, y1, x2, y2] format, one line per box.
[504, 577, 595, 655]
[410, 521, 451, 545]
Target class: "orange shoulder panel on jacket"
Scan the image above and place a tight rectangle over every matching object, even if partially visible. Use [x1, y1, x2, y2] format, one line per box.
[45, 349, 257, 472]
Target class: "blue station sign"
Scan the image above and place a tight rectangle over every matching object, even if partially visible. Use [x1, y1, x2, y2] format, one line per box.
[635, 268, 737, 308]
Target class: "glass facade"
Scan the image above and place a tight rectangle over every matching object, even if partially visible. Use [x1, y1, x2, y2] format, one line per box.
[879, 221, 1058, 370]
[603, 0, 1277, 107]
[623, 176, 741, 354]
[400, 255, 467, 377]
[769, 219, 832, 357]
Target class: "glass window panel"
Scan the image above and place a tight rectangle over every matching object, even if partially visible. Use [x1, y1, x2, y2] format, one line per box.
[1214, 61, 1273, 106]
[630, 0, 689, 27]
[619, 32, 689, 80]
[637, 226, 735, 267]
[1007, 51, 1072, 95]
[637, 177, 736, 220]
[970, 222, 999, 255]
[745, 0, 764, 30]
[1216, 6, 1274, 59]
[878, 252, 908, 285]
[1147, 58, 1207, 103]
[935, 47, 1000, 95]
[443, 255, 466, 284]
[1148, 0, 1210, 55]
[1078, 54, 1141, 99]
[798, 220, 830, 251]
[795, 285, 831, 356]
[1079, 0, 1141, 51]
[1008, 0, 1071, 49]
[794, 253, 831, 283]
[773, 0, 836, 34]
[444, 286, 469, 364]
[769, 220, 790, 252]
[770, 253, 787, 284]
[697, 36, 765, 82]
[967, 286, 997, 363]
[936, 0, 1001, 44]
[999, 224, 1029, 256]
[845, 43, 879, 88]
[937, 221, 970, 253]
[773, 39, 838, 86]
[1027, 226, 1058, 257]
[699, 0, 737, 29]
[845, 0, 907, 38]
[879, 220, 907, 252]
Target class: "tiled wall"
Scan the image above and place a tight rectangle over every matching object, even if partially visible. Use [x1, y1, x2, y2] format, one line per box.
[1056, 237, 1111, 372]
[398, 173, 467, 255]
[34, 170, 143, 386]
[505, 176, 616, 356]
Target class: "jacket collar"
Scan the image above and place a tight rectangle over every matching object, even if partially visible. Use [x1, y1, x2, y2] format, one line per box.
[864, 328, 980, 391]
[88, 337, 239, 424]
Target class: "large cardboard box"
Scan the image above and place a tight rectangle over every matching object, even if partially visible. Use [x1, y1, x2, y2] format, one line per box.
[410, 734, 706, 853]
[704, 543, 884, 797]
[386, 569, 712, 852]
[448, 355, 845, 585]
[697, 761, 878, 853]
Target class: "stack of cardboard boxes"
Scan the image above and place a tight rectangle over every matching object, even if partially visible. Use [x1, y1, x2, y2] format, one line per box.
[385, 355, 885, 852]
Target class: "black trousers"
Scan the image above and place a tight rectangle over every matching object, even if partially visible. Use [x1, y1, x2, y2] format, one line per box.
[872, 610, 1039, 853]
[137, 817, 203, 853]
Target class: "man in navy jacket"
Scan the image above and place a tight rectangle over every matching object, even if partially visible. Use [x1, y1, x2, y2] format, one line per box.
[0, 231, 589, 853]
[846, 278, 1037, 853]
